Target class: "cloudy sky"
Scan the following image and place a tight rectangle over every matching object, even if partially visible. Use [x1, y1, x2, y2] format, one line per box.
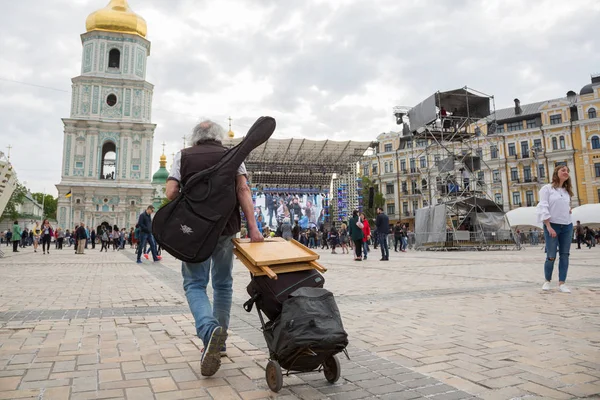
[1, 0, 599, 196]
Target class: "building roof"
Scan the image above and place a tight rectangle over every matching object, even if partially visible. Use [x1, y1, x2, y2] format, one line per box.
[152, 167, 169, 183]
[580, 83, 594, 95]
[490, 100, 547, 122]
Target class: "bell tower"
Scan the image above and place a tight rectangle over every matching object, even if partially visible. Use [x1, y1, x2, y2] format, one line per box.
[56, 0, 156, 230]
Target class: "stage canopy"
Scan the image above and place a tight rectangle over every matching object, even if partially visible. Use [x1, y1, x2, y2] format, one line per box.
[224, 138, 372, 191]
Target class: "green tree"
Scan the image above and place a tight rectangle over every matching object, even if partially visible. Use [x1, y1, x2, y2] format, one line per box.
[1, 182, 27, 221]
[361, 176, 385, 220]
[31, 193, 58, 220]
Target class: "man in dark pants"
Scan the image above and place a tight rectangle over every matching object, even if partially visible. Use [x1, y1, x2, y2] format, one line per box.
[136, 206, 161, 263]
[165, 119, 263, 377]
[376, 207, 389, 261]
[394, 222, 403, 252]
[575, 221, 584, 249]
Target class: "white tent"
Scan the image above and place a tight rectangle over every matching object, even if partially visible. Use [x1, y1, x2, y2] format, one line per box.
[505, 207, 542, 229]
[571, 204, 600, 228]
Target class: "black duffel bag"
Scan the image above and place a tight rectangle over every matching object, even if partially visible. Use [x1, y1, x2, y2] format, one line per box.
[273, 287, 348, 366]
[244, 269, 325, 322]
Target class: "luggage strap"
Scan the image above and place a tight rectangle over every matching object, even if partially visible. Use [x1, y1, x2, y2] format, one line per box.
[243, 294, 259, 313]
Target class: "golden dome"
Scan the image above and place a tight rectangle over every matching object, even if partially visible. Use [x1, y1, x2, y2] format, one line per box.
[86, 0, 147, 38]
[228, 129, 235, 138]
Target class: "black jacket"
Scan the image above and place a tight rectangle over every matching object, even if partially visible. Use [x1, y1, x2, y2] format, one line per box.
[138, 211, 152, 234]
[376, 213, 389, 235]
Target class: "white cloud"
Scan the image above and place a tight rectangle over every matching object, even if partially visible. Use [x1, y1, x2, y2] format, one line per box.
[0, 0, 599, 197]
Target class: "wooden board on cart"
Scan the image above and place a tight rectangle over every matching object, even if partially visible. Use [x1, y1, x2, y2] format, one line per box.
[232, 238, 318, 267]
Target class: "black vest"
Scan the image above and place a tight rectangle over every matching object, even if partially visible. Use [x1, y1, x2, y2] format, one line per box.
[180, 141, 241, 236]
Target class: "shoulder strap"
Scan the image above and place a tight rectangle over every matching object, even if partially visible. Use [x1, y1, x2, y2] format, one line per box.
[183, 116, 276, 192]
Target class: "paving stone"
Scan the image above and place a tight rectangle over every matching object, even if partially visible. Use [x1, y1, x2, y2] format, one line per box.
[126, 386, 155, 400]
[0, 377, 21, 391]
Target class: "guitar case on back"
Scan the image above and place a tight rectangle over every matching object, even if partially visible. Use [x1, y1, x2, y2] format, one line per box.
[152, 116, 276, 263]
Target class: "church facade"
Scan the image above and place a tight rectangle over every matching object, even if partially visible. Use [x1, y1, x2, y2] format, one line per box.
[56, 0, 156, 231]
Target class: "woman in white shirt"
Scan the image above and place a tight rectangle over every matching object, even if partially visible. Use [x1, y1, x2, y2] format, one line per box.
[536, 165, 573, 293]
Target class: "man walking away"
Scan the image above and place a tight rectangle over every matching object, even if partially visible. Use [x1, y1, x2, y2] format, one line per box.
[376, 207, 389, 261]
[165, 120, 263, 377]
[575, 221, 584, 250]
[76, 222, 87, 254]
[136, 206, 161, 263]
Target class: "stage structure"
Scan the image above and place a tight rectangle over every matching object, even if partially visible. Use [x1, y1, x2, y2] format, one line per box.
[396, 87, 516, 250]
[224, 138, 372, 226]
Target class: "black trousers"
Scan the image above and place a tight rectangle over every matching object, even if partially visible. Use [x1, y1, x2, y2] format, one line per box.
[394, 236, 402, 250]
[354, 239, 363, 258]
[12, 241, 18, 252]
[42, 235, 51, 252]
[57, 238, 63, 249]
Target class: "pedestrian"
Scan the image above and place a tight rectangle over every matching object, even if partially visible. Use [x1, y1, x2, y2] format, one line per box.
[41, 219, 54, 255]
[280, 217, 292, 240]
[90, 229, 96, 249]
[394, 222, 403, 252]
[76, 222, 86, 254]
[339, 223, 349, 254]
[11, 221, 21, 253]
[348, 210, 364, 261]
[165, 119, 262, 377]
[360, 212, 371, 260]
[135, 206, 161, 262]
[329, 224, 339, 254]
[100, 228, 109, 252]
[32, 222, 41, 253]
[376, 207, 390, 261]
[536, 165, 574, 293]
[57, 228, 64, 249]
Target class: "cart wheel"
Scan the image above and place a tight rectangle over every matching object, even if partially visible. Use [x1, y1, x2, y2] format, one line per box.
[323, 355, 341, 383]
[266, 360, 283, 392]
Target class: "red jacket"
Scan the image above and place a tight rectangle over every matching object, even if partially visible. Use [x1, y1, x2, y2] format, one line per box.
[362, 220, 371, 242]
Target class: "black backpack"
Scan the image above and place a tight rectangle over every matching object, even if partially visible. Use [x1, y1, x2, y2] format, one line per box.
[152, 117, 276, 263]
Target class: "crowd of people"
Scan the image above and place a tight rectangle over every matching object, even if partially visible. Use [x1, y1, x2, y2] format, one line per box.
[1, 216, 163, 257]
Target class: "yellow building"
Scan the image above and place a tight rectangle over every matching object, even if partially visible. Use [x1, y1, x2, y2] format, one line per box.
[572, 76, 600, 204]
[361, 77, 600, 223]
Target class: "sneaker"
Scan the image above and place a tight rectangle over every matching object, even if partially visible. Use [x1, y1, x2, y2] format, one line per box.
[144, 254, 149, 260]
[558, 284, 571, 293]
[154, 255, 162, 262]
[136, 260, 142, 264]
[220, 345, 227, 357]
[542, 281, 551, 291]
[201, 326, 227, 376]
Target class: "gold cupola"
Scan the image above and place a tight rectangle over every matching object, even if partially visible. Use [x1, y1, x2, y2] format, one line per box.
[86, 0, 147, 38]
[227, 116, 235, 138]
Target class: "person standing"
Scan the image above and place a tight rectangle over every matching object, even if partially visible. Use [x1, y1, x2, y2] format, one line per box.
[165, 119, 262, 377]
[360, 212, 371, 260]
[376, 207, 390, 261]
[32, 222, 41, 253]
[57, 228, 64, 249]
[394, 222, 403, 252]
[41, 219, 53, 255]
[90, 229, 96, 249]
[76, 222, 87, 254]
[348, 210, 364, 261]
[136, 206, 161, 263]
[575, 221, 584, 250]
[537, 165, 574, 293]
[100, 228, 109, 252]
[11, 221, 21, 253]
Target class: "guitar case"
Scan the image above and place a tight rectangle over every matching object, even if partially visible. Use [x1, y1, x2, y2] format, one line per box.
[152, 116, 276, 263]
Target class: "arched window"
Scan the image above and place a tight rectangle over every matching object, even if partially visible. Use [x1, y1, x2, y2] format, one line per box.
[592, 136, 600, 149]
[559, 136, 566, 149]
[101, 142, 116, 180]
[552, 137, 558, 150]
[106, 94, 117, 107]
[108, 49, 120, 69]
[589, 108, 597, 119]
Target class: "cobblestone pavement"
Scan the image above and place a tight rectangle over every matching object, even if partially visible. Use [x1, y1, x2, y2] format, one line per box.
[0, 242, 598, 400]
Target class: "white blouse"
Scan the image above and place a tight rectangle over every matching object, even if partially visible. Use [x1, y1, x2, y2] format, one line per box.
[536, 184, 571, 225]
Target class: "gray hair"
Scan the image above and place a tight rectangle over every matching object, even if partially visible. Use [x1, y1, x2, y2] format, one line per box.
[191, 120, 226, 145]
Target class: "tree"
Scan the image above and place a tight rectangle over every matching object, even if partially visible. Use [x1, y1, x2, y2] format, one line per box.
[31, 193, 57, 220]
[1, 182, 27, 221]
[361, 176, 385, 221]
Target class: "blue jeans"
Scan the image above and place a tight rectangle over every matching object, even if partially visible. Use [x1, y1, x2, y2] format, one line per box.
[362, 241, 369, 258]
[182, 235, 234, 347]
[379, 233, 389, 259]
[137, 232, 158, 261]
[543, 223, 573, 282]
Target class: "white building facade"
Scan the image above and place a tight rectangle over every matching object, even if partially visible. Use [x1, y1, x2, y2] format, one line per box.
[55, 0, 156, 230]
